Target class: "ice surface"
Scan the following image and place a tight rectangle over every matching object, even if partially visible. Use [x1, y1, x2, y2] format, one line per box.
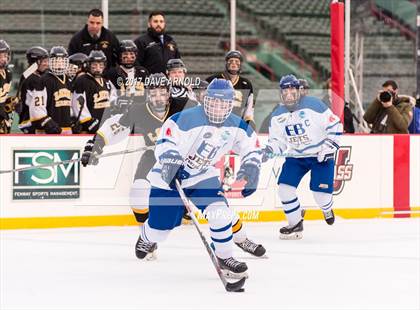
[1, 219, 419, 310]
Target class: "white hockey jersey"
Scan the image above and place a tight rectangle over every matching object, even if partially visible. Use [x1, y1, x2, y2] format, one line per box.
[267, 96, 343, 157]
[147, 106, 261, 189]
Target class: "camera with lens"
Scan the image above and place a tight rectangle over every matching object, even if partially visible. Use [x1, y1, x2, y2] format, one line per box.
[379, 90, 393, 103]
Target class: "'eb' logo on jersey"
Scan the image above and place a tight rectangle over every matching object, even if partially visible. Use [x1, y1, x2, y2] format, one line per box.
[285, 124, 305, 136]
[333, 146, 353, 195]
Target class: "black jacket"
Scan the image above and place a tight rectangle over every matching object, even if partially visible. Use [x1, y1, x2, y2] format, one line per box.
[68, 25, 119, 68]
[134, 28, 180, 74]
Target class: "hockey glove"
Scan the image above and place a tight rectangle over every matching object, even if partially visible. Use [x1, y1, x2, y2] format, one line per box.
[0, 104, 9, 121]
[81, 136, 105, 167]
[317, 139, 339, 163]
[261, 145, 275, 163]
[160, 152, 185, 190]
[41, 117, 62, 134]
[236, 162, 260, 197]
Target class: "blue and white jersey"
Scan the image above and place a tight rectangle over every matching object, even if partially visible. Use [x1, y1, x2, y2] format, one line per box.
[267, 96, 343, 157]
[147, 106, 261, 189]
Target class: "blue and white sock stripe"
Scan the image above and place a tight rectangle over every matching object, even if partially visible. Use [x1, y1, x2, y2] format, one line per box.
[320, 199, 333, 211]
[282, 197, 298, 205]
[211, 235, 233, 243]
[284, 204, 301, 214]
[282, 197, 300, 214]
[210, 222, 233, 244]
[210, 223, 232, 233]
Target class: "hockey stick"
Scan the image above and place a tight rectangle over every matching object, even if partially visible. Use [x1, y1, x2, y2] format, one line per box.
[174, 180, 246, 293]
[71, 96, 85, 132]
[0, 145, 154, 175]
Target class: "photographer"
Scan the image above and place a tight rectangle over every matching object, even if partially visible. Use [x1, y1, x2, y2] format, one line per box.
[363, 80, 413, 134]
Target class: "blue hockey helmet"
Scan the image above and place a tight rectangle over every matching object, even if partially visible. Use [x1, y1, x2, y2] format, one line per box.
[279, 74, 301, 110]
[204, 79, 234, 124]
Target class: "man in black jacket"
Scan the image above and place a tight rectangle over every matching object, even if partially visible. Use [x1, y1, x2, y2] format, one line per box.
[68, 9, 119, 68]
[134, 11, 180, 74]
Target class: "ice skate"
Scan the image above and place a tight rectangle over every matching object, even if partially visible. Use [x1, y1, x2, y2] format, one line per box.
[135, 235, 157, 260]
[235, 238, 266, 257]
[323, 209, 335, 225]
[279, 220, 303, 240]
[217, 256, 248, 279]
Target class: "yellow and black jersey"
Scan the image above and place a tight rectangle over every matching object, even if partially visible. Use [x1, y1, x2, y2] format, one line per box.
[0, 68, 12, 106]
[32, 72, 72, 129]
[72, 73, 116, 131]
[104, 65, 148, 97]
[206, 73, 254, 122]
[98, 101, 172, 180]
[119, 101, 169, 146]
[17, 71, 44, 132]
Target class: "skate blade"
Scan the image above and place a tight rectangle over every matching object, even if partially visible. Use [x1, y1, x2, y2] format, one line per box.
[145, 251, 157, 261]
[222, 269, 249, 279]
[279, 232, 303, 240]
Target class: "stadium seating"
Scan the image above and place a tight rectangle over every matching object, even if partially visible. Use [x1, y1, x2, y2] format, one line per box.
[236, 0, 416, 106]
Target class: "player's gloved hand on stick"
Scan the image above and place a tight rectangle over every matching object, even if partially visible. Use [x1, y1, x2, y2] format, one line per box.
[42, 117, 62, 134]
[317, 139, 339, 163]
[160, 152, 185, 190]
[81, 135, 105, 167]
[236, 162, 260, 197]
[261, 145, 275, 163]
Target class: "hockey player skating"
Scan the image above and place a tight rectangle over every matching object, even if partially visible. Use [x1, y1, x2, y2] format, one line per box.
[262, 74, 342, 239]
[83, 78, 263, 279]
[135, 79, 262, 278]
[82, 73, 173, 225]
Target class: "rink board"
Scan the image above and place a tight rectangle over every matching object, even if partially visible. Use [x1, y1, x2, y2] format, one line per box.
[0, 134, 418, 229]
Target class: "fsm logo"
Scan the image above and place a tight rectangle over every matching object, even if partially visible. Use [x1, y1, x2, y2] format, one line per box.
[333, 146, 353, 195]
[13, 150, 80, 200]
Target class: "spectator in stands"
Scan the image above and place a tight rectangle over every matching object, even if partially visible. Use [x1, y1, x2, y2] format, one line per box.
[134, 11, 181, 74]
[363, 80, 413, 134]
[68, 9, 119, 68]
[408, 96, 420, 134]
[206, 50, 255, 128]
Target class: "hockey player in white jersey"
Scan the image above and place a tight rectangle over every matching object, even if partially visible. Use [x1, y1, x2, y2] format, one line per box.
[263, 74, 343, 239]
[134, 79, 262, 278]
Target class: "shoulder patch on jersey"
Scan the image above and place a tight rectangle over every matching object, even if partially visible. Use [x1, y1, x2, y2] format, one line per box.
[298, 96, 328, 113]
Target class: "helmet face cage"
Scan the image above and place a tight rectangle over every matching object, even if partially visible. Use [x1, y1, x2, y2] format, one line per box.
[279, 75, 301, 109]
[148, 87, 169, 113]
[66, 63, 79, 79]
[49, 56, 69, 76]
[203, 96, 233, 124]
[88, 61, 105, 77]
[120, 51, 136, 68]
[225, 50, 243, 75]
[280, 86, 300, 108]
